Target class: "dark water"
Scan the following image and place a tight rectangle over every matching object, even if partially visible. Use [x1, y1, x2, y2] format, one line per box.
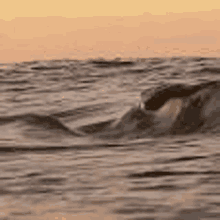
[0, 57, 219, 220]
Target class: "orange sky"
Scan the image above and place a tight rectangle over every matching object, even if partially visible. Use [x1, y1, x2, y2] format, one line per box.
[1, 1, 220, 63]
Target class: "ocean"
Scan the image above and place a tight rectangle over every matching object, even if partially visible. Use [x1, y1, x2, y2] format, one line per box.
[0, 57, 219, 220]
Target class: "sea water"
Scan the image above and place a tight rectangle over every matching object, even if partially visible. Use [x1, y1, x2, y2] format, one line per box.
[0, 57, 219, 220]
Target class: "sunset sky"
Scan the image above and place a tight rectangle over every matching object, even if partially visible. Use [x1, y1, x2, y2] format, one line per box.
[1, 0, 220, 63]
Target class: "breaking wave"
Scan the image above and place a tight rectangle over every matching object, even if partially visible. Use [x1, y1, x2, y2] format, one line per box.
[77, 80, 220, 138]
[0, 80, 219, 140]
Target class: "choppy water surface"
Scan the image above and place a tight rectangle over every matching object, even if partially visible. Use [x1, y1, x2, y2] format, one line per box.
[0, 57, 220, 220]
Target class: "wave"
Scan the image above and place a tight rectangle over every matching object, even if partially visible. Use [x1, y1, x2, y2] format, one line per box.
[77, 80, 220, 138]
[192, 67, 220, 74]
[1, 80, 220, 140]
[90, 59, 134, 68]
[0, 114, 81, 136]
[31, 65, 68, 71]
